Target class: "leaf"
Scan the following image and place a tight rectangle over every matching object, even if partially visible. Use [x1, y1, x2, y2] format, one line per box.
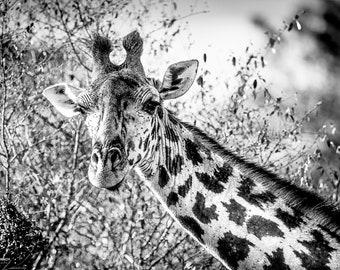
[269, 38, 276, 48]
[172, 29, 180, 36]
[288, 22, 294, 31]
[261, 56, 265, 68]
[253, 79, 257, 89]
[196, 75, 204, 87]
[168, 18, 176, 28]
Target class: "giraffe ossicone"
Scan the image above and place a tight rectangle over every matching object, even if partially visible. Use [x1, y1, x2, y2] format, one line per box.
[43, 31, 340, 270]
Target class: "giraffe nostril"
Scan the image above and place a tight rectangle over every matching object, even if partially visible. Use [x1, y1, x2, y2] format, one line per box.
[91, 151, 99, 165]
[109, 148, 122, 168]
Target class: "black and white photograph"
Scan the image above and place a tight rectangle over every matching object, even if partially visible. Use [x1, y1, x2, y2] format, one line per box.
[1, 0, 340, 269]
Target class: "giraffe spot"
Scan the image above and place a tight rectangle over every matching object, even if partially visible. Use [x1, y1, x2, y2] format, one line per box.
[138, 137, 143, 149]
[214, 163, 233, 182]
[237, 176, 277, 208]
[127, 140, 135, 151]
[167, 192, 179, 206]
[167, 153, 184, 176]
[129, 154, 142, 166]
[151, 121, 159, 139]
[143, 135, 150, 151]
[165, 125, 179, 142]
[178, 176, 193, 197]
[294, 230, 335, 270]
[177, 215, 204, 243]
[185, 139, 203, 165]
[195, 163, 233, 194]
[318, 225, 340, 243]
[157, 106, 163, 119]
[275, 208, 305, 230]
[159, 165, 170, 188]
[192, 192, 219, 224]
[264, 248, 291, 270]
[247, 215, 284, 239]
[216, 231, 254, 269]
[195, 172, 222, 193]
[222, 199, 247, 226]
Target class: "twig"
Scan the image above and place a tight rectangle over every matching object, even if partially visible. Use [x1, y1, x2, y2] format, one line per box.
[263, 102, 321, 165]
[0, 0, 11, 199]
[71, 120, 82, 172]
[55, 1, 90, 71]
[10, 130, 60, 162]
[145, 11, 209, 37]
[141, 212, 168, 249]
[148, 235, 188, 269]
[73, 1, 91, 38]
[143, 216, 174, 263]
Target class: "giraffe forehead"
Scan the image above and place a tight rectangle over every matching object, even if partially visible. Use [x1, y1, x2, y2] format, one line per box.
[89, 72, 159, 106]
[90, 78, 135, 104]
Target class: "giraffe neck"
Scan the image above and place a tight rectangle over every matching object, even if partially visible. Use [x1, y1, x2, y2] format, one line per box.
[136, 107, 340, 270]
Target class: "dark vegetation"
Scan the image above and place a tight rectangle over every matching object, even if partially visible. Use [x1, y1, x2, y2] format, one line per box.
[0, 0, 339, 269]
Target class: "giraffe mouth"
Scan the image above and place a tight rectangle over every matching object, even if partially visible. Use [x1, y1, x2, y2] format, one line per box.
[105, 178, 125, 192]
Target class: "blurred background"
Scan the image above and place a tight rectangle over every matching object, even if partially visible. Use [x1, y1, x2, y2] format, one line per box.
[1, 0, 340, 269]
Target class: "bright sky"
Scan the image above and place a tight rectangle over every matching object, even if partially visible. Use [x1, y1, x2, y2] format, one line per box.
[135, 0, 325, 104]
[121, 0, 319, 91]
[141, 0, 310, 57]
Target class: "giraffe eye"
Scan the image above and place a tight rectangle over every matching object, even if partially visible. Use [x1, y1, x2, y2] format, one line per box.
[143, 99, 159, 114]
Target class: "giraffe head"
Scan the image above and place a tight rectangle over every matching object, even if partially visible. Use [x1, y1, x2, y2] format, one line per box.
[43, 31, 198, 190]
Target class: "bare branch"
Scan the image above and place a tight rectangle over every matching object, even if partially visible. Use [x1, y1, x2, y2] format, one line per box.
[55, 1, 91, 72]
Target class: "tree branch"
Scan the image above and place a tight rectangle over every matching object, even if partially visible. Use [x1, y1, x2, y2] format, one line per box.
[55, 1, 91, 72]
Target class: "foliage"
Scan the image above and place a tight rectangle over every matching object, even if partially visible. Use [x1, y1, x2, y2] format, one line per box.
[0, 197, 48, 269]
[0, 0, 339, 269]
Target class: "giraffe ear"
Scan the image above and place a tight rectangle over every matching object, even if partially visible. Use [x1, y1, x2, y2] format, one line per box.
[43, 83, 85, 117]
[159, 60, 199, 100]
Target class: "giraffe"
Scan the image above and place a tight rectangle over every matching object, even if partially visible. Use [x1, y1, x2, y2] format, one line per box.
[43, 31, 340, 269]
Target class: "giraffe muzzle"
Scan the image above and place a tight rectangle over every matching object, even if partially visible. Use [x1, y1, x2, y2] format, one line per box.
[88, 144, 128, 189]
